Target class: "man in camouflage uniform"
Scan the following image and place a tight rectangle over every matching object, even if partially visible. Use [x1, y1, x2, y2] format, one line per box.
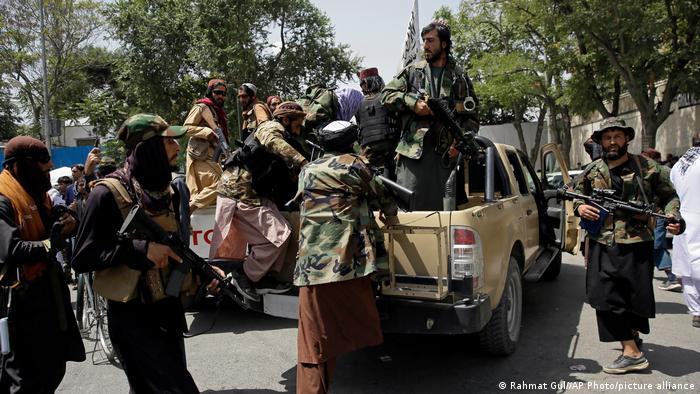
[183, 79, 228, 213]
[294, 120, 398, 394]
[573, 117, 682, 374]
[212, 102, 308, 301]
[381, 20, 478, 210]
[239, 83, 272, 142]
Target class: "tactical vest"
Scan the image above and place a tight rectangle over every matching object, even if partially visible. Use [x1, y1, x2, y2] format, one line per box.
[235, 128, 308, 200]
[92, 178, 192, 303]
[356, 95, 397, 146]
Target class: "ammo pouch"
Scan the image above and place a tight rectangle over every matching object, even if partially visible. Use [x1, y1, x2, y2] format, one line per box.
[92, 178, 190, 303]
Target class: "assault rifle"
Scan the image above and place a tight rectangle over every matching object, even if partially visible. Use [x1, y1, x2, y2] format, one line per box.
[557, 187, 678, 226]
[426, 97, 481, 158]
[212, 127, 234, 164]
[117, 205, 250, 309]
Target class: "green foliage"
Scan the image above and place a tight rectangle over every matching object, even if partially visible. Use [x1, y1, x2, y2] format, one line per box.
[0, 0, 104, 130]
[0, 89, 20, 140]
[107, 0, 361, 138]
[98, 138, 125, 168]
[553, 0, 700, 147]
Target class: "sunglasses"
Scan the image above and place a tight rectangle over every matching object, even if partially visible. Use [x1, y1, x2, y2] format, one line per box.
[213, 90, 227, 96]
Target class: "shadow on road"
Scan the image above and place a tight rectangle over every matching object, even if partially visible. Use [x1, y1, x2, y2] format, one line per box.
[186, 299, 297, 335]
[326, 261, 591, 393]
[201, 366, 296, 393]
[642, 343, 700, 377]
[655, 301, 689, 315]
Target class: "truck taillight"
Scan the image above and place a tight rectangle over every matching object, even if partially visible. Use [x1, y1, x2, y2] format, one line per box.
[451, 226, 483, 290]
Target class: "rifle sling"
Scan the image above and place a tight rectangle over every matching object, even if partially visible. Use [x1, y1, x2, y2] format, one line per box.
[630, 155, 650, 206]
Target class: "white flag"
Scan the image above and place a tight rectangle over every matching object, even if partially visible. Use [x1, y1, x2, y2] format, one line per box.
[397, 0, 421, 72]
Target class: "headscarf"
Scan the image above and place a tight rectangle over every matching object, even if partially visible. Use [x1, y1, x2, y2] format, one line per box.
[336, 87, 364, 121]
[2, 136, 52, 204]
[196, 97, 229, 141]
[272, 101, 306, 119]
[266, 95, 282, 107]
[122, 137, 173, 212]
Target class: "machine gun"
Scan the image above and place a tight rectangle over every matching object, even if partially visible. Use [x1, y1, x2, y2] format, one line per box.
[117, 205, 250, 309]
[378, 175, 414, 212]
[426, 98, 483, 210]
[557, 187, 678, 234]
[426, 97, 481, 158]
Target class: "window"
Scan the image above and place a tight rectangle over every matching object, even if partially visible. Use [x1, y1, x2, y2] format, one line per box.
[507, 151, 529, 195]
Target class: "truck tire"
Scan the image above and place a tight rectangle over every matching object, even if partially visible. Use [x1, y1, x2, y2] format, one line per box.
[540, 251, 562, 281]
[478, 257, 522, 356]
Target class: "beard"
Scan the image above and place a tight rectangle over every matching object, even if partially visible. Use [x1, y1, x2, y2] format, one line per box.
[604, 143, 628, 160]
[425, 47, 443, 63]
[15, 160, 51, 203]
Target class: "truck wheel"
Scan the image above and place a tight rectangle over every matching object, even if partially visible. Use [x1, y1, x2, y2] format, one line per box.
[478, 257, 522, 356]
[540, 251, 562, 281]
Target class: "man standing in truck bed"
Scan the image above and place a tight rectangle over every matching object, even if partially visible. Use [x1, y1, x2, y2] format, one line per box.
[573, 117, 682, 374]
[381, 20, 478, 210]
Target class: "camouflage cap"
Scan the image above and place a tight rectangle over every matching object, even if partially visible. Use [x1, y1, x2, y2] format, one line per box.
[117, 114, 187, 148]
[592, 117, 635, 143]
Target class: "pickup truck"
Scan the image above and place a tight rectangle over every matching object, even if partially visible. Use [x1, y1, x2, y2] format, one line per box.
[189, 136, 580, 355]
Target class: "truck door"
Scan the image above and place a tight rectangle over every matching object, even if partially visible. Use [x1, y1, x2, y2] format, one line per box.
[539, 144, 580, 254]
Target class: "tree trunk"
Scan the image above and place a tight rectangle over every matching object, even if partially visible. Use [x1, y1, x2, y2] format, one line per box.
[528, 105, 547, 165]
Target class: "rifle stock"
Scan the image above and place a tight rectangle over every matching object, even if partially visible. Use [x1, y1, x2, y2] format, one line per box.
[118, 205, 249, 308]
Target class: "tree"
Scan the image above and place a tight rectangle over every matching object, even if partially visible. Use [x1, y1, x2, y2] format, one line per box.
[438, 1, 558, 164]
[108, 0, 361, 138]
[0, 0, 104, 133]
[0, 88, 20, 140]
[555, 0, 700, 148]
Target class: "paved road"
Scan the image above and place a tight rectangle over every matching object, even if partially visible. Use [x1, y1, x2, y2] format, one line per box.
[59, 253, 699, 393]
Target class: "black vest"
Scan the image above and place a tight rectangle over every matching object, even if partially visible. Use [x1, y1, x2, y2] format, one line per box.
[356, 95, 397, 146]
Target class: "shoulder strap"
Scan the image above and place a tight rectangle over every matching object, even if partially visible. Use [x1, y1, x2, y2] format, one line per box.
[630, 155, 650, 205]
[94, 178, 134, 219]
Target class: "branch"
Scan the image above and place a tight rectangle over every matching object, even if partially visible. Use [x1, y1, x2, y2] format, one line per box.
[575, 32, 611, 117]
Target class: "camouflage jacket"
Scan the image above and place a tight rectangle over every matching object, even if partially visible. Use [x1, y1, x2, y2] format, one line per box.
[380, 56, 478, 159]
[241, 101, 272, 139]
[572, 154, 680, 246]
[217, 121, 306, 206]
[294, 153, 398, 286]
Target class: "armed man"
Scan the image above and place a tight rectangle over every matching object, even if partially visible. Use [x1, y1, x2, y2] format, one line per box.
[0, 136, 85, 393]
[72, 114, 220, 393]
[239, 82, 272, 142]
[355, 67, 398, 177]
[211, 101, 308, 302]
[183, 79, 228, 213]
[294, 120, 398, 394]
[381, 20, 478, 210]
[572, 117, 682, 374]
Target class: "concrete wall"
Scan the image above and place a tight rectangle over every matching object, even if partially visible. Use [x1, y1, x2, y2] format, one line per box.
[480, 122, 550, 167]
[60, 123, 96, 147]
